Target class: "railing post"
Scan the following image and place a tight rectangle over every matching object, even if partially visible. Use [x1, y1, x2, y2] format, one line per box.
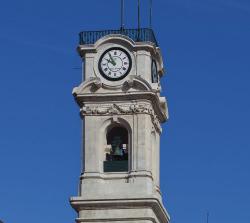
[149, 0, 152, 28]
[79, 32, 85, 45]
[137, 0, 141, 41]
[121, 0, 125, 31]
[79, 33, 81, 45]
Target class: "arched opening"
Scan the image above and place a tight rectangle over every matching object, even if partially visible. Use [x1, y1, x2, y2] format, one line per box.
[104, 126, 129, 172]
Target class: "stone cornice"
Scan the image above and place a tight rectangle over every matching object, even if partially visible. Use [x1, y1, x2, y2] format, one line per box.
[73, 77, 168, 124]
[73, 75, 158, 92]
[70, 197, 170, 223]
[80, 170, 154, 181]
[80, 102, 162, 133]
[74, 92, 168, 123]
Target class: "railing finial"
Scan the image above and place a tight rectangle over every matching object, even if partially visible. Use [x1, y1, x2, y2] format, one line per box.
[138, 0, 141, 31]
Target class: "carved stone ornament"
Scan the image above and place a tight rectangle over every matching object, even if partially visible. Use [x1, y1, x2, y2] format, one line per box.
[80, 103, 162, 133]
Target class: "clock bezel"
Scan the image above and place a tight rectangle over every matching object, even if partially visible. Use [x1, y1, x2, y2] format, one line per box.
[98, 47, 132, 81]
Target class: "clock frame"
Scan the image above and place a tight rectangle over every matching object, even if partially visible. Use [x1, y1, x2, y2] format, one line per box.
[98, 47, 132, 81]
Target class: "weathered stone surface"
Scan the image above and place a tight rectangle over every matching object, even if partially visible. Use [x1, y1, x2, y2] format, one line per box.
[70, 34, 170, 223]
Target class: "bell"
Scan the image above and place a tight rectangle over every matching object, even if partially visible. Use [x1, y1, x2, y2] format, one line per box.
[111, 136, 123, 156]
[113, 145, 123, 156]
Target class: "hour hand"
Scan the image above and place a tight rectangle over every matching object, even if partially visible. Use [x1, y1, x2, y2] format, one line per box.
[105, 58, 116, 66]
[105, 58, 112, 64]
[108, 53, 116, 66]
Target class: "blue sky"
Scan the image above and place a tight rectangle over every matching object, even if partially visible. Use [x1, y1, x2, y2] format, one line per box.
[0, 0, 250, 223]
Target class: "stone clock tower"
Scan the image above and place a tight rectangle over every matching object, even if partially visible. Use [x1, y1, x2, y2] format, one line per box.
[70, 28, 170, 223]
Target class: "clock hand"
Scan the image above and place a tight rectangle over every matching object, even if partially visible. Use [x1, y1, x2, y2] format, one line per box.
[105, 58, 112, 64]
[108, 53, 116, 66]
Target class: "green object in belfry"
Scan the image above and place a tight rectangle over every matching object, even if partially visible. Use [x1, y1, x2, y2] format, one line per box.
[111, 136, 123, 156]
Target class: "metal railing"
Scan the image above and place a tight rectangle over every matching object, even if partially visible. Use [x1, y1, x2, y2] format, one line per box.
[79, 28, 158, 46]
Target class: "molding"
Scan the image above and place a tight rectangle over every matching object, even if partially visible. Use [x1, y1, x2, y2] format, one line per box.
[73, 76, 154, 93]
[80, 103, 162, 133]
[72, 77, 168, 123]
[72, 77, 103, 94]
[70, 197, 170, 223]
[76, 217, 157, 223]
[75, 92, 168, 123]
[81, 170, 154, 181]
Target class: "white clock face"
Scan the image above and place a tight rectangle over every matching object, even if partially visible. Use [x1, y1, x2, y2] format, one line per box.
[98, 47, 132, 81]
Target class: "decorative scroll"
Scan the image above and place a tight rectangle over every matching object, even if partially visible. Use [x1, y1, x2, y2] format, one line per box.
[80, 103, 162, 133]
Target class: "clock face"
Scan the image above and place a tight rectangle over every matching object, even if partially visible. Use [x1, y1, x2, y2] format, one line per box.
[152, 60, 159, 83]
[98, 47, 132, 81]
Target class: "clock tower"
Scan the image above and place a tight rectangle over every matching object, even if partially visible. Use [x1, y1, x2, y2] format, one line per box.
[70, 27, 170, 223]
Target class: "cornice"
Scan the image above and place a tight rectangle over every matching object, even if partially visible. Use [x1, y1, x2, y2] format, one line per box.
[74, 92, 167, 123]
[70, 197, 170, 223]
[72, 77, 168, 124]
